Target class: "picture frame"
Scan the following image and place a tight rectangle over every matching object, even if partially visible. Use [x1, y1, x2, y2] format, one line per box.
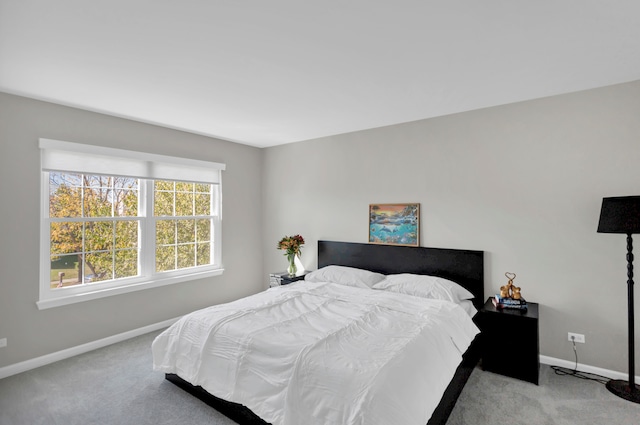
[369, 203, 420, 247]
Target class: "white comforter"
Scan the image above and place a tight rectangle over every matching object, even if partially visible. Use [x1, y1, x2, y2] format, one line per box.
[152, 281, 479, 425]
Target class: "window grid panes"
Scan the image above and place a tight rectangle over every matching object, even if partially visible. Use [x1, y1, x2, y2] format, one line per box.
[48, 172, 141, 289]
[47, 173, 218, 290]
[154, 180, 214, 272]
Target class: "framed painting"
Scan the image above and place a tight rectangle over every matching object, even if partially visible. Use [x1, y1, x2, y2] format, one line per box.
[369, 203, 420, 247]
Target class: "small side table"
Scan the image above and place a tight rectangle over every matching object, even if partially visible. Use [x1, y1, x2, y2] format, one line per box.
[269, 271, 309, 287]
[478, 297, 540, 384]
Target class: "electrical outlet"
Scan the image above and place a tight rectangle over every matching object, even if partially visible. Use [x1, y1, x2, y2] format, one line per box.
[0, 338, 6, 348]
[568, 332, 585, 343]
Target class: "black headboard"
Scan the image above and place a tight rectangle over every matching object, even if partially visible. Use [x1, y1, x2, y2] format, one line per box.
[318, 240, 485, 309]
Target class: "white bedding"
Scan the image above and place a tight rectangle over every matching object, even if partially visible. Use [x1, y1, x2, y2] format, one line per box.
[152, 281, 480, 425]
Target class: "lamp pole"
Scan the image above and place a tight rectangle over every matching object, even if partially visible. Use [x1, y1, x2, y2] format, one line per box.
[625, 233, 635, 393]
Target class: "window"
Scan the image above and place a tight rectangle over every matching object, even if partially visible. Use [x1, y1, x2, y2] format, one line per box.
[39, 139, 225, 309]
[48, 173, 140, 287]
[153, 180, 217, 272]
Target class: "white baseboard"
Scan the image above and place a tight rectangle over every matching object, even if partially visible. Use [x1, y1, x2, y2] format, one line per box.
[0, 316, 180, 380]
[540, 355, 640, 383]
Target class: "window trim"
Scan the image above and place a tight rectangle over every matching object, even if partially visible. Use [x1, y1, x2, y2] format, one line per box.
[36, 267, 225, 310]
[38, 139, 225, 310]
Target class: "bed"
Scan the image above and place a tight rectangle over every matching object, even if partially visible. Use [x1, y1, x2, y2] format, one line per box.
[153, 240, 484, 425]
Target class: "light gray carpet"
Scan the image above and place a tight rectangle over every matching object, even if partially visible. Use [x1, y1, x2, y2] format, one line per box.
[447, 362, 640, 425]
[1, 329, 638, 425]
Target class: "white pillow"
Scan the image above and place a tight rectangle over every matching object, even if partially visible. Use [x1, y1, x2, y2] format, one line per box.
[372, 273, 474, 303]
[305, 265, 385, 289]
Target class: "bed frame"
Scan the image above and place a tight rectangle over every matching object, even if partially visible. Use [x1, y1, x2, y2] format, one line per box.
[166, 240, 484, 425]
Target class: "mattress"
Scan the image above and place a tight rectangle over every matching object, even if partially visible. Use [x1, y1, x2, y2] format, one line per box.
[152, 280, 479, 425]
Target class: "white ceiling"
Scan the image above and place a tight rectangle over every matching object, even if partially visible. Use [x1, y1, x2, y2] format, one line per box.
[2, 1, 640, 148]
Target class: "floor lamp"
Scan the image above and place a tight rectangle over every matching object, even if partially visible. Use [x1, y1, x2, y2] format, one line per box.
[597, 196, 640, 403]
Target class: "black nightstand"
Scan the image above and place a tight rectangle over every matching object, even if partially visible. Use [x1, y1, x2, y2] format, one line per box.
[479, 297, 540, 384]
[269, 271, 309, 287]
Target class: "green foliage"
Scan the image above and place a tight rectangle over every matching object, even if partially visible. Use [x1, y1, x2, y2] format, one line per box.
[49, 174, 214, 288]
[154, 218, 212, 272]
[153, 181, 213, 272]
[49, 172, 140, 288]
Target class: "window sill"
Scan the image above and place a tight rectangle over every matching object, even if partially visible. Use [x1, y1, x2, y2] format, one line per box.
[36, 268, 224, 310]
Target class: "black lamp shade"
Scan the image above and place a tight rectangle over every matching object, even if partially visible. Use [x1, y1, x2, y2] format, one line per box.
[597, 196, 640, 234]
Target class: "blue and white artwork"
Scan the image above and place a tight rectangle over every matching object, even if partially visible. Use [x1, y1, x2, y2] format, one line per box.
[369, 203, 419, 246]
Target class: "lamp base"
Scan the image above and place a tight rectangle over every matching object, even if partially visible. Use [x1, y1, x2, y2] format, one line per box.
[606, 379, 640, 403]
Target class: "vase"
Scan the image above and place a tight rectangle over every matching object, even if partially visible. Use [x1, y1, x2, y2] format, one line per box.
[287, 254, 297, 277]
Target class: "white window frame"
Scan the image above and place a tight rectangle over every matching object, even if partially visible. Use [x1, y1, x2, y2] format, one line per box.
[38, 139, 225, 310]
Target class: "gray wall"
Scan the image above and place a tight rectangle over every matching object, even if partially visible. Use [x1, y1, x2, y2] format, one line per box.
[0, 92, 263, 368]
[262, 80, 640, 374]
[2, 79, 640, 375]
